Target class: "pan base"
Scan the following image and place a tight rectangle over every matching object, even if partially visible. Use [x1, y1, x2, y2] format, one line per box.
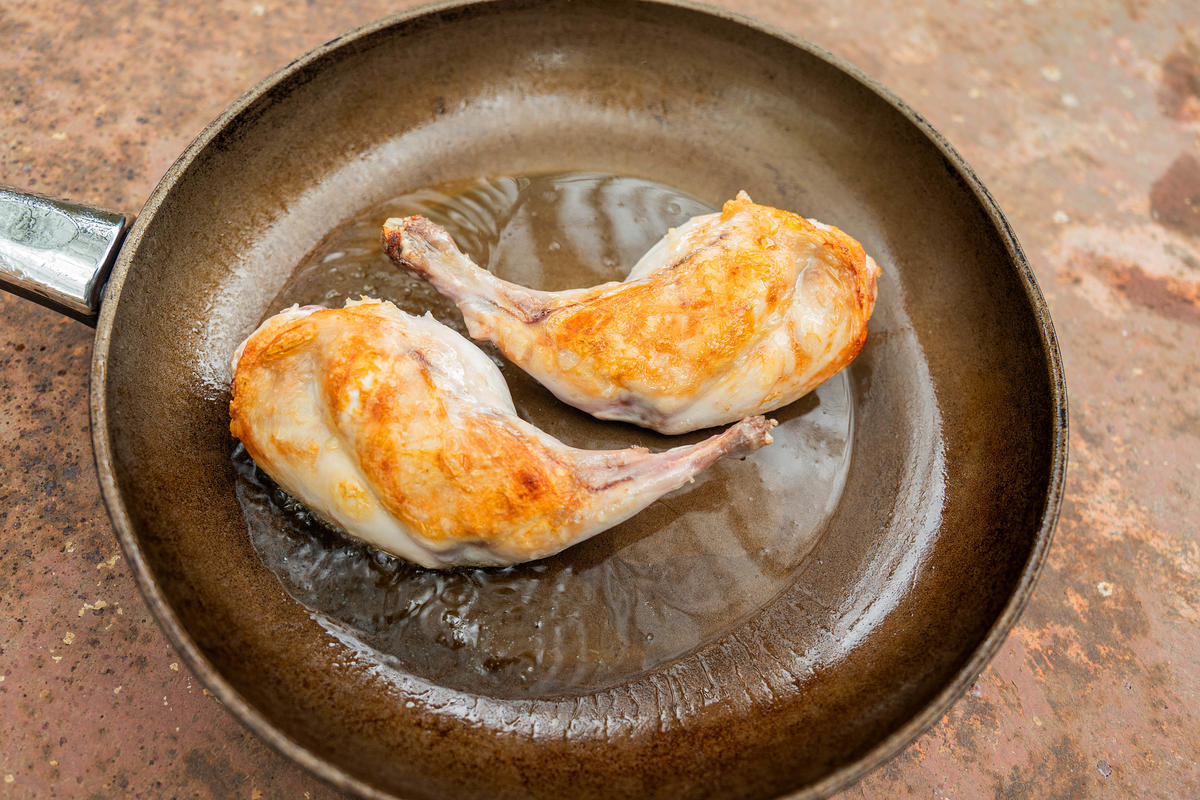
[231, 172, 855, 699]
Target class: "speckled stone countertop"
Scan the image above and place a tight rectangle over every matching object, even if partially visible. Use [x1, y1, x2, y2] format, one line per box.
[1, 1, 1196, 797]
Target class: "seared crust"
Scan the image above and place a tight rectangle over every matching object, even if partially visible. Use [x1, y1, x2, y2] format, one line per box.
[535, 194, 877, 400]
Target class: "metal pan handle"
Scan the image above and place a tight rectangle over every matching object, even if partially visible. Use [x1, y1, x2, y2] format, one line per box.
[0, 186, 127, 325]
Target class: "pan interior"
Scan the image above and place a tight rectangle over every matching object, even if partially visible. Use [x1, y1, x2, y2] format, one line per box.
[233, 171, 855, 699]
[100, 2, 1057, 799]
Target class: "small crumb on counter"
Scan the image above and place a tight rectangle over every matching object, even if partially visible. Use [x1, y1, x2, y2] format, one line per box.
[78, 600, 108, 617]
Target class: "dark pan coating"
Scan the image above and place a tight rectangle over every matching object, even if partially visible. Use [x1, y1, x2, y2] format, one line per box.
[90, 1, 1065, 798]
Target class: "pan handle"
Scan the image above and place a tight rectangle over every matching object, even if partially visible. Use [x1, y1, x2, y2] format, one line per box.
[0, 186, 128, 326]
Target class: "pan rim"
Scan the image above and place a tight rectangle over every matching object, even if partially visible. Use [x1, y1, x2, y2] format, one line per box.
[88, 1, 1068, 798]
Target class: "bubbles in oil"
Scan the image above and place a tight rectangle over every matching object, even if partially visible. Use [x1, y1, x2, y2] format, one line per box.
[233, 172, 853, 698]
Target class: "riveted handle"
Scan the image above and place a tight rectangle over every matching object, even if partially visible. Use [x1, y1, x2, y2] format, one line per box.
[0, 186, 127, 325]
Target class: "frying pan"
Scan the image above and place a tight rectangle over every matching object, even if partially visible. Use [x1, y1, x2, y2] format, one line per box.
[0, 1, 1066, 797]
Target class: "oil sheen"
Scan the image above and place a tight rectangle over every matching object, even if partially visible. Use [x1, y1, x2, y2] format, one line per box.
[232, 172, 853, 698]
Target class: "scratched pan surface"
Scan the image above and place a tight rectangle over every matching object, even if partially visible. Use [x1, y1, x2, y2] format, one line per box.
[91, 1, 1065, 798]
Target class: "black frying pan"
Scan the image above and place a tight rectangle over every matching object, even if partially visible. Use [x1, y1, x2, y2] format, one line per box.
[0, 1, 1065, 798]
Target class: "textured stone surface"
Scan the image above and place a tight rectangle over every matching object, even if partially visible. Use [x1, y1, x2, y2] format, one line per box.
[1, 1, 1197, 798]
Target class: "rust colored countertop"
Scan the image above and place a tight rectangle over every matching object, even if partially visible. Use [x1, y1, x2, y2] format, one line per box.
[1, 1, 1196, 797]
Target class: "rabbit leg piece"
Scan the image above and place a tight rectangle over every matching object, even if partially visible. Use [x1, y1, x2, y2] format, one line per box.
[229, 299, 775, 568]
[383, 192, 879, 435]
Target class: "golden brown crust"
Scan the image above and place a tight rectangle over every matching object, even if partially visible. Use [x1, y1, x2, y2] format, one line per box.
[534, 195, 877, 401]
[356, 410, 585, 553]
[541, 198, 780, 392]
[229, 304, 590, 554]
